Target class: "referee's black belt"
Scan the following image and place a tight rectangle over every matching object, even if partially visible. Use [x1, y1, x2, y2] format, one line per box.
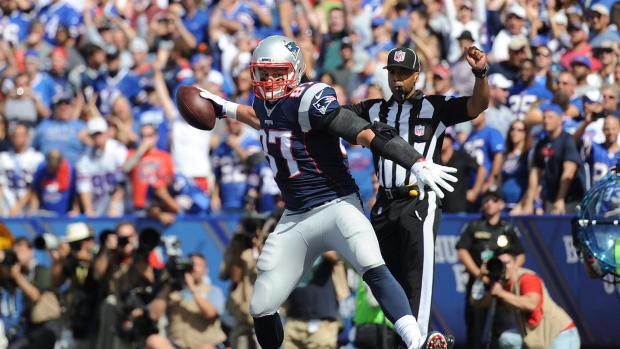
[379, 185, 419, 200]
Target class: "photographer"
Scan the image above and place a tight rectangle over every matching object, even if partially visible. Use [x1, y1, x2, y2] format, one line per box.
[219, 216, 265, 349]
[456, 189, 525, 349]
[0, 237, 60, 349]
[92, 221, 140, 349]
[471, 246, 580, 349]
[146, 253, 227, 349]
[49, 222, 99, 348]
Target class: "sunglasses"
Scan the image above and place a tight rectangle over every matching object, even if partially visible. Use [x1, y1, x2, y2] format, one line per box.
[482, 197, 500, 204]
[510, 127, 526, 132]
[603, 94, 617, 99]
[536, 51, 550, 57]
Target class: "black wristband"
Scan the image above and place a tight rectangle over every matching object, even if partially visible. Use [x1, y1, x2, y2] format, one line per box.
[472, 64, 489, 79]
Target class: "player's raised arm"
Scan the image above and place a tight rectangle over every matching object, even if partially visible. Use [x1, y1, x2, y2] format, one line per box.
[325, 106, 457, 199]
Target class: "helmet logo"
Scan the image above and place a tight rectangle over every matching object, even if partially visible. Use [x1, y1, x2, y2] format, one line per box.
[285, 41, 300, 60]
[394, 50, 406, 62]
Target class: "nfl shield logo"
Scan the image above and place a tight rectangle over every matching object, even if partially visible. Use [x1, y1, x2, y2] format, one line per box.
[414, 125, 424, 136]
[394, 50, 406, 62]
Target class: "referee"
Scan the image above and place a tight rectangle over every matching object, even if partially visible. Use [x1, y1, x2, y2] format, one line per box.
[344, 46, 490, 349]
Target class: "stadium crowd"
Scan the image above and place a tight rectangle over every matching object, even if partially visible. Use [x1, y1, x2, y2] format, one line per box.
[0, 0, 618, 348]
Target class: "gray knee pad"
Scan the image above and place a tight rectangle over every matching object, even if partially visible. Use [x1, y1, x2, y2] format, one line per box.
[249, 275, 278, 317]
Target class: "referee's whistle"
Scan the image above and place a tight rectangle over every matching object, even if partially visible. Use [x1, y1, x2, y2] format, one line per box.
[409, 190, 419, 197]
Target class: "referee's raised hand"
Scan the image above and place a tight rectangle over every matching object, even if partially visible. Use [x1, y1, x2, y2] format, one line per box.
[464, 46, 487, 70]
[411, 159, 458, 200]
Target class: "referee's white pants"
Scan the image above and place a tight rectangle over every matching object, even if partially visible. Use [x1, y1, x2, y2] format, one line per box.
[249, 193, 384, 317]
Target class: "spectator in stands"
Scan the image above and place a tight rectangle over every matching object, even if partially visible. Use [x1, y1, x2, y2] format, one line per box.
[457, 190, 525, 349]
[531, 37, 553, 84]
[546, 71, 582, 120]
[23, 20, 53, 62]
[32, 91, 86, 164]
[134, 73, 173, 152]
[211, 119, 262, 214]
[440, 130, 486, 214]
[23, 49, 56, 111]
[146, 253, 227, 349]
[571, 56, 600, 96]
[47, 47, 73, 104]
[94, 48, 146, 117]
[68, 43, 105, 101]
[588, 4, 619, 47]
[180, 0, 210, 46]
[560, 21, 595, 69]
[450, 30, 477, 96]
[162, 38, 195, 94]
[129, 38, 152, 78]
[576, 115, 620, 185]
[1, 237, 60, 349]
[30, 149, 75, 216]
[108, 96, 139, 149]
[244, 152, 279, 215]
[50, 222, 99, 348]
[54, 24, 85, 72]
[445, 0, 483, 64]
[75, 117, 128, 217]
[0, 0, 30, 47]
[486, 74, 515, 138]
[471, 244, 580, 349]
[219, 218, 263, 349]
[498, 120, 533, 214]
[148, 173, 211, 224]
[490, 4, 528, 64]
[488, 36, 529, 83]
[508, 59, 554, 120]
[397, 9, 440, 75]
[39, 0, 82, 46]
[366, 18, 394, 65]
[123, 124, 174, 213]
[110, 22, 135, 70]
[316, 7, 349, 77]
[593, 41, 617, 86]
[431, 65, 457, 96]
[520, 103, 586, 214]
[0, 73, 49, 128]
[232, 68, 255, 106]
[283, 252, 342, 349]
[0, 124, 44, 217]
[345, 141, 376, 217]
[463, 111, 506, 197]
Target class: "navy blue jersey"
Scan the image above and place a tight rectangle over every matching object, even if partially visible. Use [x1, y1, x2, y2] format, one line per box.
[253, 82, 358, 211]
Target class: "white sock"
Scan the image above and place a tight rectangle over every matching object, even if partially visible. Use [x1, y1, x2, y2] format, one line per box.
[394, 315, 421, 349]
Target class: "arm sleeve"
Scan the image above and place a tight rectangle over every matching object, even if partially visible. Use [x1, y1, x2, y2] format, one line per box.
[519, 274, 543, 296]
[490, 129, 506, 155]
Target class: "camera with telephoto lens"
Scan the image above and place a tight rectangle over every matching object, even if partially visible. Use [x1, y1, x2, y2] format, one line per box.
[486, 257, 506, 284]
[161, 235, 194, 291]
[0, 249, 17, 266]
[115, 285, 158, 342]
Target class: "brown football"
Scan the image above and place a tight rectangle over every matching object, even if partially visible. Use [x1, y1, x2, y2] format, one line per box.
[176, 85, 216, 131]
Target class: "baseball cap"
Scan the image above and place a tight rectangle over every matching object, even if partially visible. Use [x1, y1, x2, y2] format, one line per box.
[384, 47, 420, 71]
[542, 103, 563, 116]
[488, 73, 514, 89]
[129, 37, 149, 53]
[568, 21, 589, 34]
[51, 46, 68, 59]
[591, 4, 610, 16]
[530, 35, 548, 48]
[106, 48, 120, 60]
[66, 223, 94, 243]
[341, 36, 353, 48]
[87, 117, 108, 135]
[432, 65, 450, 79]
[566, 4, 583, 16]
[371, 17, 386, 27]
[54, 90, 75, 106]
[571, 55, 591, 69]
[507, 4, 526, 18]
[461, 0, 473, 9]
[508, 36, 529, 51]
[482, 189, 504, 202]
[457, 30, 475, 42]
[207, 71, 224, 86]
[24, 49, 40, 60]
[552, 12, 568, 25]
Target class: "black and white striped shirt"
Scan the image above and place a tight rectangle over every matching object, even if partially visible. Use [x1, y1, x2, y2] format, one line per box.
[346, 91, 471, 188]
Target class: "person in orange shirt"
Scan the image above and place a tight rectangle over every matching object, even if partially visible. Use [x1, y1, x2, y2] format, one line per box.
[123, 124, 175, 217]
[471, 245, 580, 349]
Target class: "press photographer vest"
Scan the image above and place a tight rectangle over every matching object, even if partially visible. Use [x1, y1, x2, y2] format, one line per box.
[167, 283, 227, 349]
[508, 268, 573, 349]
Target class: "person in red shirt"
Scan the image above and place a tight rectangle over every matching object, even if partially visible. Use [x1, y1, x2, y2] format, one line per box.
[123, 124, 175, 213]
[472, 246, 580, 349]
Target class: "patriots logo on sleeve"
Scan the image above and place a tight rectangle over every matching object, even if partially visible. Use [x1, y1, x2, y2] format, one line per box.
[312, 94, 336, 115]
[285, 41, 300, 59]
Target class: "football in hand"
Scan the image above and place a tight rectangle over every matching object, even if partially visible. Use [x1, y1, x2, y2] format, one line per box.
[176, 85, 216, 131]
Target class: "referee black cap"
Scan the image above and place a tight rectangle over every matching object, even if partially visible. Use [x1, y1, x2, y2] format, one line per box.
[384, 47, 420, 72]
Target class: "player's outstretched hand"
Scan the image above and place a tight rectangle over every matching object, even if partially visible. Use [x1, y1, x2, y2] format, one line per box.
[197, 87, 227, 118]
[411, 159, 457, 200]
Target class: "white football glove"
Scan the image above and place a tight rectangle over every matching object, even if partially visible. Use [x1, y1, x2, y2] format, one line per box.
[411, 159, 457, 200]
[198, 87, 238, 119]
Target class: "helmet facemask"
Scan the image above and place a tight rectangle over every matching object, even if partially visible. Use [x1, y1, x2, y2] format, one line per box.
[250, 61, 299, 101]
